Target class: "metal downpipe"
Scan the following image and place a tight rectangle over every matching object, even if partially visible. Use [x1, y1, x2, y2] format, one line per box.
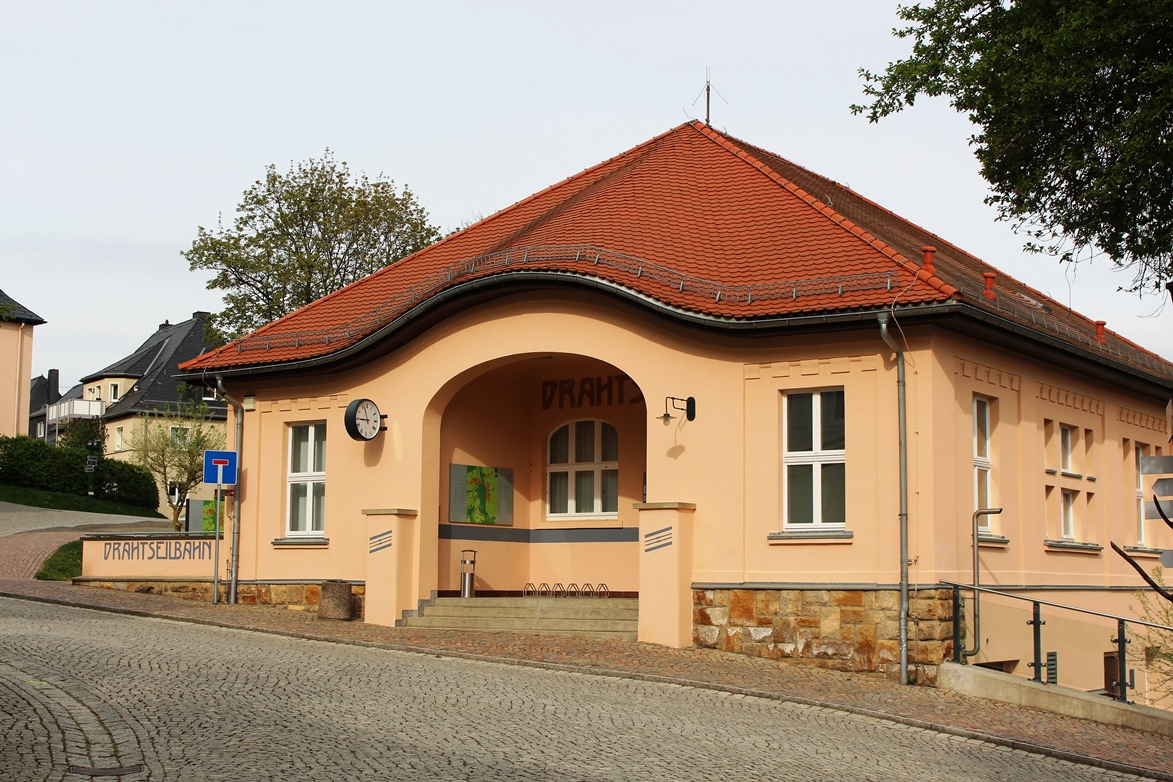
[216, 376, 244, 604]
[878, 312, 909, 685]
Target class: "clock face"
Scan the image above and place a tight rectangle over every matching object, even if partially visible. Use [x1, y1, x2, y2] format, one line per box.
[345, 398, 382, 441]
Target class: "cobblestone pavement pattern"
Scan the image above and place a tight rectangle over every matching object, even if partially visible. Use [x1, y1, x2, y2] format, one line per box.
[1, 504, 1170, 780]
[0, 597, 1159, 782]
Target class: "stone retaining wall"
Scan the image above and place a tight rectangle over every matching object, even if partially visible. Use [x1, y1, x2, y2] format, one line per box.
[81, 580, 366, 618]
[693, 587, 953, 684]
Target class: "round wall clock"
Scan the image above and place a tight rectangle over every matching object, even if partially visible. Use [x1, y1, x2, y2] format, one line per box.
[344, 398, 384, 441]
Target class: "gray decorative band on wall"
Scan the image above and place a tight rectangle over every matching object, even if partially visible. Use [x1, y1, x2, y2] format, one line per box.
[643, 525, 673, 553]
[369, 529, 393, 554]
[440, 524, 639, 544]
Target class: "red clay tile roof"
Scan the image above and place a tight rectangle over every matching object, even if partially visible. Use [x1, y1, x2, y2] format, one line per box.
[181, 121, 1173, 385]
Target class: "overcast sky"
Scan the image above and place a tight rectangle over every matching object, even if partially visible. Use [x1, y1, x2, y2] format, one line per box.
[3, 1, 1169, 391]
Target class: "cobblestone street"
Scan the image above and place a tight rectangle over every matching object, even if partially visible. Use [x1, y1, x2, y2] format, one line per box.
[0, 597, 1161, 782]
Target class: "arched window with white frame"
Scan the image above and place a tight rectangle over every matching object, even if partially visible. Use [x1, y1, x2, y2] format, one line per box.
[547, 419, 618, 518]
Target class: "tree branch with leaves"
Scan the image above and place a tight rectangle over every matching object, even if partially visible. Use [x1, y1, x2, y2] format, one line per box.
[184, 150, 442, 340]
[855, 0, 1173, 292]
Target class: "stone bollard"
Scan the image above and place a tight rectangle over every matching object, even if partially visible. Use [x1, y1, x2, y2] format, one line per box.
[318, 580, 354, 620]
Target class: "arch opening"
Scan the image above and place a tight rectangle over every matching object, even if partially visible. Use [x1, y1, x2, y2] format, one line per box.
[430, 353, 648, 596]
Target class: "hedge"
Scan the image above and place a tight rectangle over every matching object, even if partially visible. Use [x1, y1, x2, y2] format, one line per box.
[0, 435, 159, 510]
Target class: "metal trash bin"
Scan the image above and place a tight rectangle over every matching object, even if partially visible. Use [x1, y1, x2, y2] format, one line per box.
[318, 580, 354, 620]
[460, 550, 477, 598]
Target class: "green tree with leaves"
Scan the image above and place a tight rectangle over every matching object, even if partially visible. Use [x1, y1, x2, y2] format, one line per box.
[1133, 566, 1173, 705]
[854, 0, 1173, 292]
[56, 418, 105, 451]
[184, 150, 442, 339]
[127, 400, 226, 530]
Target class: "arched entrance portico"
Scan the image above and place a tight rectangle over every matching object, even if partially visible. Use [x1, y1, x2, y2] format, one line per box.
[430, 353, 648, 597]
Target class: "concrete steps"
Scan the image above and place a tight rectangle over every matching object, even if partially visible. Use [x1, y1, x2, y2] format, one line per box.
[400, 596, 639, 640]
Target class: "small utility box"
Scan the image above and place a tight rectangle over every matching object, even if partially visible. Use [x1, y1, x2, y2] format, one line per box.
[318, 580, 354, 620]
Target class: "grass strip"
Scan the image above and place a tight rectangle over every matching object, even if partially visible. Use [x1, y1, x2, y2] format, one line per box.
[0, 484, 164, 518]
[34, 539, 83, 581]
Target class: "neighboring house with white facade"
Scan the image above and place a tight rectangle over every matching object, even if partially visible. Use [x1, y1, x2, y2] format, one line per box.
[82, 312, 228, 513]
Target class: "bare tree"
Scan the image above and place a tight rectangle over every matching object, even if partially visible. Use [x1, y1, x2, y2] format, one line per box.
[127, 400, 225, 530]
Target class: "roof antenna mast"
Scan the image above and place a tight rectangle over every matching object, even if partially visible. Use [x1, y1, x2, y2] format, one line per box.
[705, 66, 711, 126]
[691, 68, 727, 127]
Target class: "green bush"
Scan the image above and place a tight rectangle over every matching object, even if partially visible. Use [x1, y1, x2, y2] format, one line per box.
[96, 458, 159, 509]
[0, 435, 158, 510]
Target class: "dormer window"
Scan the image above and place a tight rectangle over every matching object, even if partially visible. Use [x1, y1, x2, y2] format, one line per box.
[109, 383, 120, 402]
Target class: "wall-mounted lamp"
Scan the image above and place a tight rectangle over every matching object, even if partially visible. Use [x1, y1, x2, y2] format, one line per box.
[659, 396, 696, 425]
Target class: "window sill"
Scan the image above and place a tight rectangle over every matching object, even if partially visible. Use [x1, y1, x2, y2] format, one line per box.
[1043, 539, 1102, 554]
[1122, 545, 1163, 559]
[1044, 468, 1057, 475]
[977, 533, 1010, 548]
[543, 515, 621, 526]
[1060, 470, 1082, 479]
[768, 529, 853, 544]
[272, 537, 329, 547]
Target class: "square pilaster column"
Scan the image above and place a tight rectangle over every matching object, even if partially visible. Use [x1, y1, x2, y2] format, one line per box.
[634, 502, 696, 647]
[362, 508, 418, 627]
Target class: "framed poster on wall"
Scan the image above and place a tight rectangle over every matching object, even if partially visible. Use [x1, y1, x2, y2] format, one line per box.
[448, 464, 514, 525]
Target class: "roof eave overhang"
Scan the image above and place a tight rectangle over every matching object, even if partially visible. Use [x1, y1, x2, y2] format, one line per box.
[184, 272, 1173, 398]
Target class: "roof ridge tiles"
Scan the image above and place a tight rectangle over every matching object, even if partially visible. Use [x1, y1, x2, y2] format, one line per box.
[240, 124, 694, 344]
[725, 130, 1160, 354]
[178, 122, 1173, 382]
[688, 121, 958, 301]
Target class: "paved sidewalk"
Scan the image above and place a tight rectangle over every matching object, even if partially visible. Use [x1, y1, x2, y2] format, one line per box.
[0, 504, 170, 579]
[0, 500, 166, 536]
[0, 578, 1169, 781]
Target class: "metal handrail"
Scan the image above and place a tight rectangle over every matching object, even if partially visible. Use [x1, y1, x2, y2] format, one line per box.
[944, 579, 1173, 703]
[942, 580, 1173, 632]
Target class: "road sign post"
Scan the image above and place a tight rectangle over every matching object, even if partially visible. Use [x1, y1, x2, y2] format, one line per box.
[203, 451, 238, 604]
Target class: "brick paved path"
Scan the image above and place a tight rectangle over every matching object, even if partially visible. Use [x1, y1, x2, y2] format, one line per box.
[0, 578, 1169, 781]
[0, 595, 1162, 782]
[0, 530, 84, 579]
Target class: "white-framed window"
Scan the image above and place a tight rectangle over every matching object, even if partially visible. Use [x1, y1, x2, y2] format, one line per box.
[973, 396, 992, 528]
[782, 388, 846, 528]
[109, 383, 120, 402]
[1060, 425, 1075, 472]
[36, 422, 45, 438]
[170, 426, 190, 444]
[1061, 489, 1076, 540]
[1136, 444, 1148, 546]
[287, 422, 326, 536]
[547, 419, 618, 517]
[115, 426, 124, 452]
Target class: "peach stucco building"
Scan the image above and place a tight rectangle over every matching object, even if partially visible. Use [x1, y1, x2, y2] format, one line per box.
[0, 289, 44, 438]
[85, 123, 1173, 695]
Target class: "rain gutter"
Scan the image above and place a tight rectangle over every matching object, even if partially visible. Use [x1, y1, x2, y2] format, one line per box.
[182, 273, 1173, 394]
[215, 376, 244, 604]
[877, 311, 910, 686]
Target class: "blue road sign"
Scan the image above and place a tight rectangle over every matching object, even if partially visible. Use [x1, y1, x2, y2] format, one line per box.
[203, 450, 238, 486]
